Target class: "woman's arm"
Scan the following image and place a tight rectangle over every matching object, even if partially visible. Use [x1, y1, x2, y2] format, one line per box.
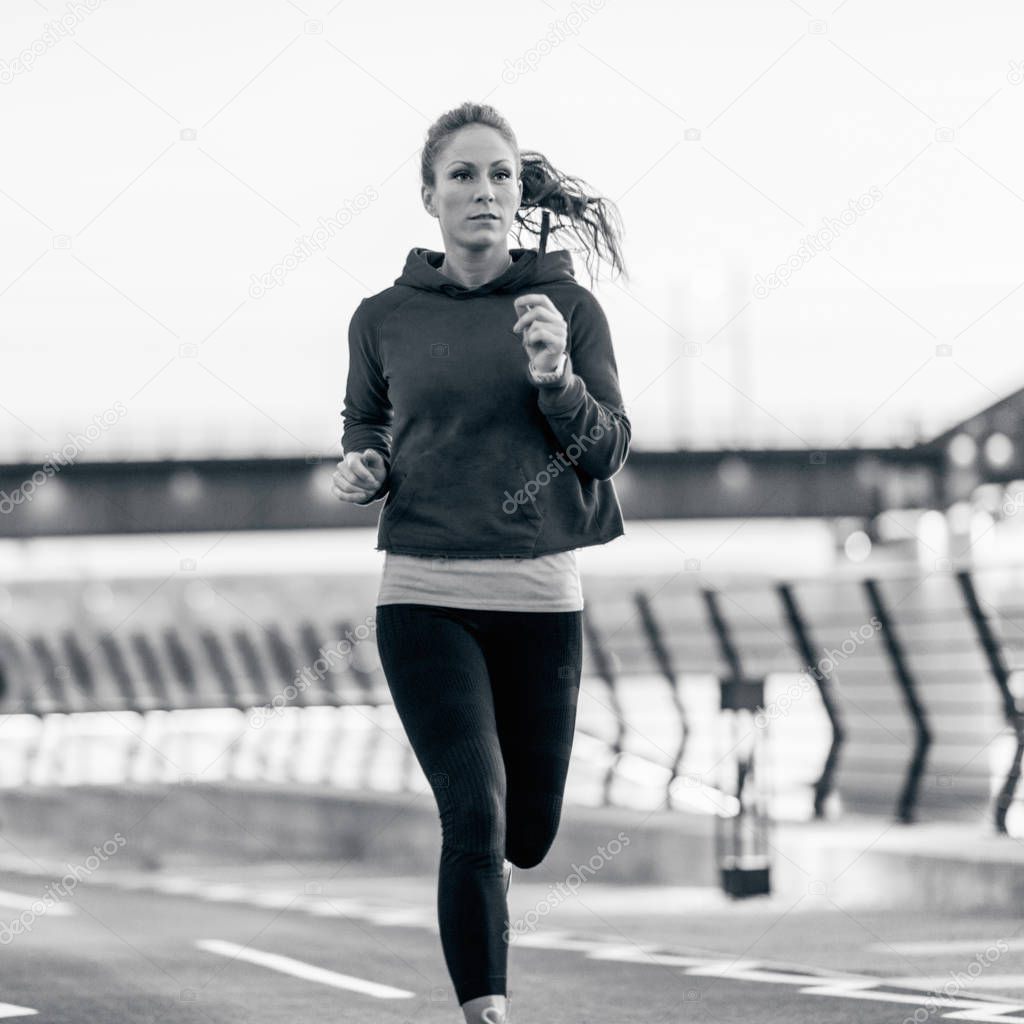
[532, 289, 631, 482]
[340, 298, 393, 502]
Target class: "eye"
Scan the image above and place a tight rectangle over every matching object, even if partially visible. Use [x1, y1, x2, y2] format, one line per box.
[451, 169, 512, 181]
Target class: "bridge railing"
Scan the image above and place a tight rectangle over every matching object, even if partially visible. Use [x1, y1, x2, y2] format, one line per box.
[0, 563, 1021, 832]
[576, 564, 1023, 831]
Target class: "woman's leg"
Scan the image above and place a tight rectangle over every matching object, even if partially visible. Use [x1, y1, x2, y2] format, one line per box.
[482, 610, 583, 871]
[374, 603, 510, 1009]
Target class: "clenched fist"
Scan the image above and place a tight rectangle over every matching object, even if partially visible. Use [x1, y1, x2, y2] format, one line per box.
[513, 293, 567, 372]
[332, 449, 388, 505]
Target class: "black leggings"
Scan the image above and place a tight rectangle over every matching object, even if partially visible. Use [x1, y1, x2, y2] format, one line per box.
[374, 602, 583, 1004]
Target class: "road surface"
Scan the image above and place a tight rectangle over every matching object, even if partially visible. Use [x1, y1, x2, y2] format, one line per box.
[1, 853, 1023, 1022]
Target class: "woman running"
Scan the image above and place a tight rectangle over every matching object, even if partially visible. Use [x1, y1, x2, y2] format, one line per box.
[334, 100, 630, 1024]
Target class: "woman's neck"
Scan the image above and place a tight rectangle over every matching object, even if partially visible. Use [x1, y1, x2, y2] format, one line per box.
[439, 247, 513, 289]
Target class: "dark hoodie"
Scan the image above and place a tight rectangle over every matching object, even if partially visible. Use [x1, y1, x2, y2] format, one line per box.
[341, 246, 630, 558]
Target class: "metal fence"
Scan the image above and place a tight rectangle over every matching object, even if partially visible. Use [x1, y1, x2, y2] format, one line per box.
[1, 563, 1022, 832]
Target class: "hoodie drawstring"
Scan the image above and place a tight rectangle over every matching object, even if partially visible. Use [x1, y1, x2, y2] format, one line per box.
[538, 209, 550, 260]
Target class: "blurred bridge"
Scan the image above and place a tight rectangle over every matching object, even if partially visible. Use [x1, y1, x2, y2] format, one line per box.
[2, 378, 1022, 536]
[0, 447, 942, 537]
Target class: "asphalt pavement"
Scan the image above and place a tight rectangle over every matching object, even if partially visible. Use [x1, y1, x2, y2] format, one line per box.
[2, 851, 1024, 1023]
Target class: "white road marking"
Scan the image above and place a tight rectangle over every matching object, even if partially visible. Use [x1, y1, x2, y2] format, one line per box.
[506, 931, 1024, 1021]
[362, 908, 436, 927]
[302, 898, 375, 916]
[195, 884, 255, 902]
[9, 858, 1024, 1021]
[684, 959, 767, 977]
[0, 890, 74, 916]
[245, 890, 298, 908]
[946, 1010, 1024, 1023]
[869, 939, 1024, 956]
[0, 1004, 37, 1018]
[886, 977, 1024, 992]
[195, 939, 415, 999]
[798, 984, 1024, 1022]
[146, 877, 202, 894]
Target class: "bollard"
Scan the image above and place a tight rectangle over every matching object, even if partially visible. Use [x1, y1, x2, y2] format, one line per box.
[714, 676, 772, 898]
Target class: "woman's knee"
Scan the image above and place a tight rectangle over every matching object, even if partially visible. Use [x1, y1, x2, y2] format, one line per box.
[506, 835, 553, 870]
[505, 808, 561, 869]
[440, 783, 507, 853]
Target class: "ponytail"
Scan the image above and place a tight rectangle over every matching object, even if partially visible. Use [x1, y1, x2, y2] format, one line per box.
[421, 101, 628, 286]
[514, 149, 628, 285]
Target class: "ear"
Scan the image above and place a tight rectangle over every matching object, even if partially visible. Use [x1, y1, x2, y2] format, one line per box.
[421, 183, 437, 218]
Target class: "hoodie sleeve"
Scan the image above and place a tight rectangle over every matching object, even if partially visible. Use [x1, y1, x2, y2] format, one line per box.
[533, 289, 631, 482]
[341, 298, 393, 503]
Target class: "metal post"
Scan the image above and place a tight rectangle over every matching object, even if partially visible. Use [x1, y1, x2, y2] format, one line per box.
[634, 590, 689, 811]
[582, 607, 625, 808]
[776, 582, 846, 818]
[232, 628, 274, 781]
[700, 588, 744, 684]
[129, 632, 173, 782]
[862, 578, 932, 824]
[955, 570, 1024, 835]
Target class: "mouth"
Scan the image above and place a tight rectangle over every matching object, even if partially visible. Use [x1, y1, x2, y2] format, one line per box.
[469, 214, 500, 221]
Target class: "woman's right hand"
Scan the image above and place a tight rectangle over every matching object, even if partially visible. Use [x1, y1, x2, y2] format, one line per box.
[332, 449, 388, 504]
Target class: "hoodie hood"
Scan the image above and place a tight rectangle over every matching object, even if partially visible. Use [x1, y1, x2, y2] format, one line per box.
[395, 247, 576, 299]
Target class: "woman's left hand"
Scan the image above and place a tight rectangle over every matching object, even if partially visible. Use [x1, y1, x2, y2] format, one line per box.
[513, 294, 567, 372]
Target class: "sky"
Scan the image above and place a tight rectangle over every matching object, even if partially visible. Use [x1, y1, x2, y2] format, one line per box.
[1, 0, 1023, 464]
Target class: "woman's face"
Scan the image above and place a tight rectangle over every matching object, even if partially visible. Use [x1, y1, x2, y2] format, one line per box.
[422, 124, 523, 253]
